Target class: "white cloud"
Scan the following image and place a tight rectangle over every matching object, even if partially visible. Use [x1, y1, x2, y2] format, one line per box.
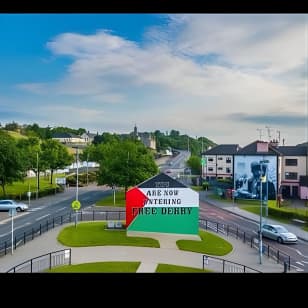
[14, 14, 308, 146]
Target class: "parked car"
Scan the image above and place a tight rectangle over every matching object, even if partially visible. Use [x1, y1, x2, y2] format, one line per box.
[261, 223, 298, 244]
[0, 200, 29, 212]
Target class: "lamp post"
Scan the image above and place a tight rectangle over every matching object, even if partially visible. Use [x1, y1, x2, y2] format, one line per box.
[259, 159, 269, 264]
[72, 146, 80, 228]
[86, 152, 89, 186]
[75, 147, 79, 202]
[36, 152, 39, 200]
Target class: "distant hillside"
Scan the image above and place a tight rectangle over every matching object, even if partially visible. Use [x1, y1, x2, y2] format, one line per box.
[7, 130, 27, 139]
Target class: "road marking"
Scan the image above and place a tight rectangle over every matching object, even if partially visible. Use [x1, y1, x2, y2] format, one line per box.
[35, 214, 50, 221]
[0, 232, 11, 238]
[292, 248, 308, 258]
[290, 264, 305, 272]
[55, 207, 66, 212]
[295, 261, 305, 267]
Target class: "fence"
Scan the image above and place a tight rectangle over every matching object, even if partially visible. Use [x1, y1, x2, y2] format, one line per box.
[202, 255, 261, 273]
[199, 218, 291, 271]
[0, 209, 291, 271]
[6, 249, 71, 273]
[0, 209, 125, 257]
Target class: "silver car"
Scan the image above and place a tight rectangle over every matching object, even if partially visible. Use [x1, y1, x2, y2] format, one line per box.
[261, 224, 298, 244]
[0, 200, 29, 212]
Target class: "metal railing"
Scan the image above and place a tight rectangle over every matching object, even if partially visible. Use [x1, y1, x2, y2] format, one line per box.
[6, 249, 71, 273]
[0, 209, 291, 271]
[202, 255, 261, 273]
[0, 209, 125, 257]
[199, 218, 291, 271]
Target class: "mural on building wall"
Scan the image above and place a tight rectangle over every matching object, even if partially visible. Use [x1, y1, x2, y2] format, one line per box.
[234, 155, 277, 200]
[126, 173, 199, 235]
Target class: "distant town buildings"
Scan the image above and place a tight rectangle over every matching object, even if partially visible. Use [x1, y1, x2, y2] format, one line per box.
[202, 140, 308, 200]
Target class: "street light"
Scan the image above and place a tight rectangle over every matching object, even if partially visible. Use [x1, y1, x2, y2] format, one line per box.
[36, 152, 39, 200]
[259, 159, 269, 264]
[72, 146, 80, 228]
[75, 147, 79, 202]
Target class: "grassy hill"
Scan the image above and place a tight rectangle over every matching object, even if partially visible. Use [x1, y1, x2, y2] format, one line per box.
[7, 130, 27, 139]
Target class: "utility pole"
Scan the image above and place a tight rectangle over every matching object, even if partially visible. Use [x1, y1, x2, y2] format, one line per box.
[36, 152, 39, 200]
[265, 126, 272, 141]
[257, 128, 263, 141]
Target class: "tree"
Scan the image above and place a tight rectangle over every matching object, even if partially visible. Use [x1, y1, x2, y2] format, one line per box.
[16, 137, 42, 190]
[96, 139, 158, 194]
[186, 155, 201, 175]
[40, 139, 74, 184]
[0, 131, 25, 196]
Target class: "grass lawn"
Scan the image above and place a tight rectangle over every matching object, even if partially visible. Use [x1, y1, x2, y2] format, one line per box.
[177, 230, 233, 255]
[57, 221, 160, 247]
[156, 264, 212, 273]
[47, 262, 212, 273]
[53, 222, 233, 272]
[47, 261, 141, 273]
[95, 190, 126, 207]
[0, 174, 65, 198]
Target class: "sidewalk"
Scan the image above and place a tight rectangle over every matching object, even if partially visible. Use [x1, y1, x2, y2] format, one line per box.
[0, 187, 302, 273]
[0, 223, 285, 273]
[199, 191, 308, 242]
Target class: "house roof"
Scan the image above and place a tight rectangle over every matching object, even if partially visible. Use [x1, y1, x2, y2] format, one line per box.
[236, 140, 282, 155]
[275, 146, 308, 156]
[203, 144, 240, 155]
[52, 132, 81, 139]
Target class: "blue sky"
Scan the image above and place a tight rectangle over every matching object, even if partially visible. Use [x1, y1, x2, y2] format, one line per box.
[1, 13, 308, 146]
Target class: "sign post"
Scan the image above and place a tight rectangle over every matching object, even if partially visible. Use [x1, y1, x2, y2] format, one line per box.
[27, 190, 31, 208]
[9, 208, 17, 255]
[71, 200, 81, 228]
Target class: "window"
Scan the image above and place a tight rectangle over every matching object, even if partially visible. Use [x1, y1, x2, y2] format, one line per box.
[285, 159, 297, 166]
[218, 157, 223, 160]
[208, 158, 214, 162]
[285, 172, 297, 180]
[226, 167, 231, 173]
[226, 157, 231, 163]
[218, 167, 223, 171]
[208, 167, 213, 172]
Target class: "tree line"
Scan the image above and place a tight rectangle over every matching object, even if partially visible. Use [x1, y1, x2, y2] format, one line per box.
[0, 122, 217, 196]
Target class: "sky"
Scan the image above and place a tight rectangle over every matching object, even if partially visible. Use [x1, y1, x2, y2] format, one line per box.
[1, 13, 308, 147]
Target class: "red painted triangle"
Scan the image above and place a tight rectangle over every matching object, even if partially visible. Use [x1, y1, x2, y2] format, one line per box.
[125, 187, 148, 228]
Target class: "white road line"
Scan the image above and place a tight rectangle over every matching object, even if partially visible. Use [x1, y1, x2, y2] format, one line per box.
[295, 261, 305, 267]
[0, 232, 11, 238]
[55, 207, 66, 212]
[290, 264, 305, 272]
[35, 214, 50, 221]
[292, 248, 308, 258]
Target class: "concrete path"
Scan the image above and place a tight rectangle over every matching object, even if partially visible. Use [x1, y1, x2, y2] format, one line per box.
[0, 222, 285, 273]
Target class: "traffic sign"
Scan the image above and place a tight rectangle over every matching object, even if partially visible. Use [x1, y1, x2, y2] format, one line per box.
[71, 200, 81, 210]
[201, 158, 207, 166]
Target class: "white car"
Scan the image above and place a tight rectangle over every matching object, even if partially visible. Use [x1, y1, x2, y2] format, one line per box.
[261, 224, 298, 244]
[0, 200, 29, 212]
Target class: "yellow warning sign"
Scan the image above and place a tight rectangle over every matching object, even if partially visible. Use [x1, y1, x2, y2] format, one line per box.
[71, 200, 81, 210]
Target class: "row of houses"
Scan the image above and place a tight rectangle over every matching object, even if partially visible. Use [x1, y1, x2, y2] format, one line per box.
[201, 140, 308, 200]
[52, 125, 157, 150]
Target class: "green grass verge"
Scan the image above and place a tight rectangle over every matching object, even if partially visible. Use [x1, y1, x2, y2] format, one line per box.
[47, 261, 141, 273]
[52, 222, 233, 272]
[57, 221, 160, 248]
[57, 222, 232, 255]
[156, 263, 212, 273]
[95, 190, 126, 207]
[177, 230, 233, 255]
[47, 262, 212, 273]
[0, 174, 65, 198]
